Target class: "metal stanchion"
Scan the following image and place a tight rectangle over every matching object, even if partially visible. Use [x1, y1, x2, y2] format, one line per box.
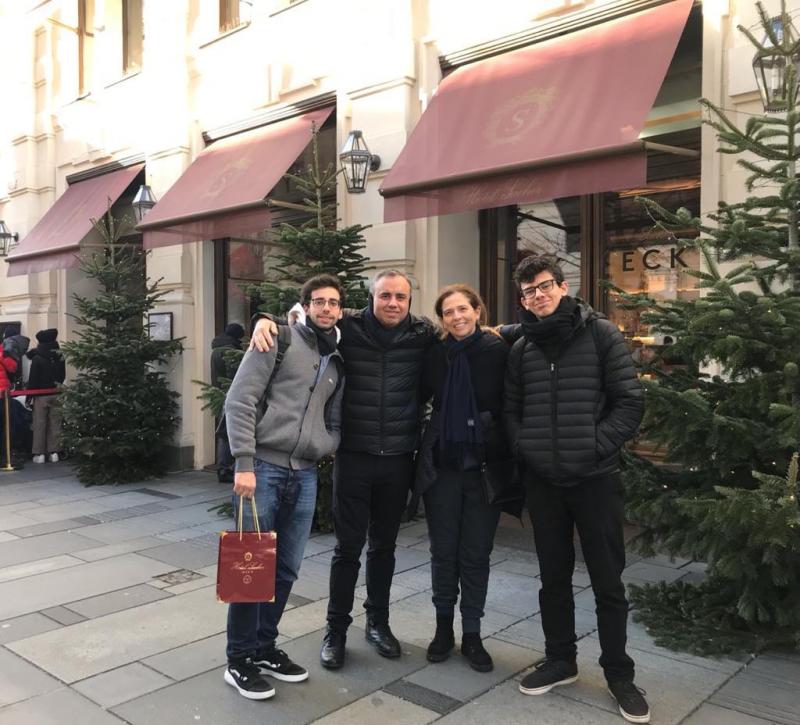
[1, 390, 14, 472]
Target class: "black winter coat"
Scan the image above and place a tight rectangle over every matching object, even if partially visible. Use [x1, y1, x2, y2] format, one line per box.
[504, 301, 643, 486]
[210, 334, 243, 388]
[415, 330, 512, 494]
[337, 309, 438, 455]
[26, 342, 65, 391]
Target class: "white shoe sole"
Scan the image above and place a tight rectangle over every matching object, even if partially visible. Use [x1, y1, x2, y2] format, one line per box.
[224, 669, 275, 700]
[608, 688, 650, 723]
[519, 674, 578, 695]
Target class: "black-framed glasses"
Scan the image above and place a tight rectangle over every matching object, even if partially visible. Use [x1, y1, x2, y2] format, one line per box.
[310, 297, 341, 309]
[520, 279, 558, 299]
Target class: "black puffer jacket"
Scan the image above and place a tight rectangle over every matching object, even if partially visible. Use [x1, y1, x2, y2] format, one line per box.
[504, 301, 643, 486]
[338, 309, 437, 455]
[26, 331, 65, 392]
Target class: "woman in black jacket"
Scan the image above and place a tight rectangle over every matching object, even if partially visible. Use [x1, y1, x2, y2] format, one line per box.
[416, 284, 513, 672]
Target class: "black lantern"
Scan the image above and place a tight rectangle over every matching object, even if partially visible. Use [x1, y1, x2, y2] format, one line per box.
[752, 15, 800, 112]
[132, 184, 157, 222]
[0, 221, 19, 257]
[339, 131, 380, 193]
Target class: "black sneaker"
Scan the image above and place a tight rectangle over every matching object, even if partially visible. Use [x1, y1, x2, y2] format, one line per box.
[519, 658, 578, 695]
[224, 659, 275, 700]
[253, 646, 309, 682]
[608, 680, 650, 723]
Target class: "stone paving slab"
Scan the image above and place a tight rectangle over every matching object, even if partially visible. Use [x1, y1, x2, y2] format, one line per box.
[0, 553, 85, 584]
[0, 553, 174, 620]
[0, 532, 19, 542]
[71, 536, 171, 562]
[683, 703, 779, 724]
[40, 605, 88, 626]
[8, 585, 226, 682]
[709, 653, 800, 725]
[0, 686, 126, 725]
[621, 560, 687, 584]
[404, 637, 535, 702]
[492, 606, 596, 652]
[142, 632, 227, 680]
[139, 540, 219, 570]
[555, 635, 732, 725]
[313, 690, 439, 725]
[0, 511, 39, 530]
[484, 569, 543, 617]
[0, 612, 60, 644]
[65, 583, 173, 619]
[0, 530, 99, 568]
[72, 662, 174, 708]
[0, 647, 62, 708]
[112, 628, 428, 725]
[435, 678, 622, 725]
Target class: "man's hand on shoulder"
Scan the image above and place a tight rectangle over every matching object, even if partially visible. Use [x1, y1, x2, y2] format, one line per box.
[250, 318, 278, 352]
[233, 471, 256, 498]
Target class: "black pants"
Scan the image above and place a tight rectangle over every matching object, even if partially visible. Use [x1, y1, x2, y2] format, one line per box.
[327, 450, 414, 631]
[527, 471, 635, 682]
[424, 468, 501, 634]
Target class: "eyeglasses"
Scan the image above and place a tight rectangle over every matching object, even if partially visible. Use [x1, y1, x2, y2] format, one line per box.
[520, 279, 558, 299]
[310, 297, 341, 309]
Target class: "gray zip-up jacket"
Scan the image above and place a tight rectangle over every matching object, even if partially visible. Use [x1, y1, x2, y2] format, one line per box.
[225, 323, 344, 472]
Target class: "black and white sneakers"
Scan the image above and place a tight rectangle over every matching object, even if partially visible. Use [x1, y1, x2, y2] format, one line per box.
[518, 658, 579, 695]
[224, 659, 275, 700]
[253, 646, 309, 683]
[225, 648, 308, 700]
[608, 680, 651, 723]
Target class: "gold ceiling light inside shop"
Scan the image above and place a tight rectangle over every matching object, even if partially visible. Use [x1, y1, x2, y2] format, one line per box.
[0, 221, 19, 257]
[745, 5, 800, 112]
[339, 131, 381, 194]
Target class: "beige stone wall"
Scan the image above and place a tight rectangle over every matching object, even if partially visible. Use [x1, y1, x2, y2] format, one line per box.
[1, 0, 778, 469]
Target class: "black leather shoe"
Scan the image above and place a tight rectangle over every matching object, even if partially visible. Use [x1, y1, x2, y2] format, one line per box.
[365, 620, 401, 658]
[320, 628, 346, 669]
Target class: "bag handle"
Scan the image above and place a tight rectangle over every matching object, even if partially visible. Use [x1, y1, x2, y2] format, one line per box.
[236, 495, 262, 541]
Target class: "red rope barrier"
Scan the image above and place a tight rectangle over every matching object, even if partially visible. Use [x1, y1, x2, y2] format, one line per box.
[10, 388, 60, 397]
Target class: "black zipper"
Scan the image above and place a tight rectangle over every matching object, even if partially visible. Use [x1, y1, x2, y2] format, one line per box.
[379, 349, 386, 453]
[549, 361, 559, 480]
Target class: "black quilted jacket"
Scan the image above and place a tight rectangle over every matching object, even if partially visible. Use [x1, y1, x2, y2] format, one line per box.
[503, 301, 644, 486]
[338, 309, 438, 455]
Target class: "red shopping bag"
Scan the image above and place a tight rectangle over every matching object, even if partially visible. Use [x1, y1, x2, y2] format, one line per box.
[216, 496, 277, 603]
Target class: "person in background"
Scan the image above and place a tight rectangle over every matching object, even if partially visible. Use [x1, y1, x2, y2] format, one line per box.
[211, 323, 245, 483]
[26, 328, 66, 464]
[415, 284, 516, 672]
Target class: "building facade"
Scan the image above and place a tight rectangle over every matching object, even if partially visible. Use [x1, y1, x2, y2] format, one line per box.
[0, 0, 781, 469]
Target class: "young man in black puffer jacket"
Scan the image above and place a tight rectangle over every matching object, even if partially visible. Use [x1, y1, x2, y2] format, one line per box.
[504, 256, 649, 724]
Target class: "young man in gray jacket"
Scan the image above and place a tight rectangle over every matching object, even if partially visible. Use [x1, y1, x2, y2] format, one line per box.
[223, 274, 345, 701]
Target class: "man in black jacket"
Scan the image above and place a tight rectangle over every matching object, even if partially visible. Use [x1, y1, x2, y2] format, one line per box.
[504, 256, 649, 724]
[252, 270, 437, 670]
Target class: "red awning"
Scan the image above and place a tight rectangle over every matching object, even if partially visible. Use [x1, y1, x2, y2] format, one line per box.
[5, 164, 144, 276]
[138, 107, 334, 248]
[380, 0, 692, 222]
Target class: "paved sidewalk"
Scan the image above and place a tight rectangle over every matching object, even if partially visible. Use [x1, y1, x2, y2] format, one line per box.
[0, 464, 797, 724]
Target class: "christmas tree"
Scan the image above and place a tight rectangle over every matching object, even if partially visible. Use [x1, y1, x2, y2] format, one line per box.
[198, 123, 370, 530]
[61, 212, 183, 484]
[615, 1, 800, 654]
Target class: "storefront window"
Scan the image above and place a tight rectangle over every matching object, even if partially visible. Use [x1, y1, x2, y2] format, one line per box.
[603, 177, 701, 350]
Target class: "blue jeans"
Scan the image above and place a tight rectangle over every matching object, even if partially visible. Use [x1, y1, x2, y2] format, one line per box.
[226, 459, 317, 661]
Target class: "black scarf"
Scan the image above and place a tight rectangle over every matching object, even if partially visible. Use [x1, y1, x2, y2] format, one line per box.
[438, 330, 484, 467]
[364, 301, 410, 347]
[520, 297, 578, 360]
[305, 318, 338, 357]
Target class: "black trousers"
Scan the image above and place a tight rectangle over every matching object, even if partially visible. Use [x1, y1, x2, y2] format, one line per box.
[424, 468, 501, 634]
[327, 450, 414, 631]
[527, 471, 635, 682]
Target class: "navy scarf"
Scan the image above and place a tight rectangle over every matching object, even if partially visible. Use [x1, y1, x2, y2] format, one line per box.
[438, 330, 484, 467]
